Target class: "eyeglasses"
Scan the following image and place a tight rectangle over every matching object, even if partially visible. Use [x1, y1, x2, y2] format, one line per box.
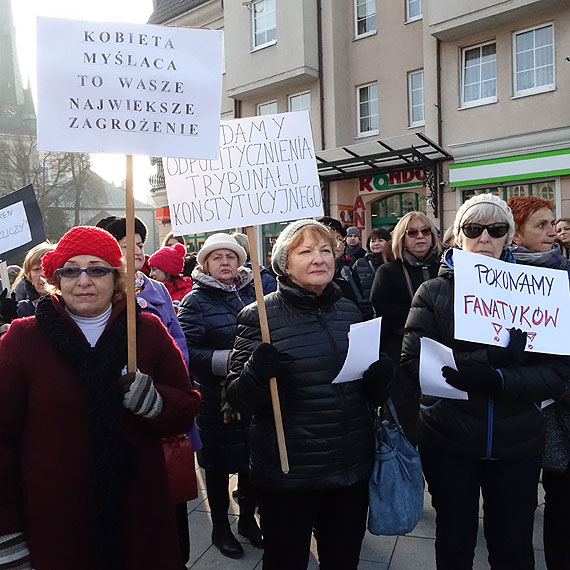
[405, 227, 432, 238]
[461, 222, 509, 239]
[55, 266, 114, 279]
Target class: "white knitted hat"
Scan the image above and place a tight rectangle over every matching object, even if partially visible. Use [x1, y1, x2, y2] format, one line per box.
[453, 193, 515, 245]
[271, 219, 324, 276]
[197, 233, 247, 267]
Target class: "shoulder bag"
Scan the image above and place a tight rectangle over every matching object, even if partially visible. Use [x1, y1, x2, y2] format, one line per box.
[367, 398, 424, 536]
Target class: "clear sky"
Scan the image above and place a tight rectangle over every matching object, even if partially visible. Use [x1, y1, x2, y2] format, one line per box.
[10, 0, 156, 201]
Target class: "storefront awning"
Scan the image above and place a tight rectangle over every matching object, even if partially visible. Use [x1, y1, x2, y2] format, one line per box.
[449, 148, 570, 188]
[316, 132, 451, 182]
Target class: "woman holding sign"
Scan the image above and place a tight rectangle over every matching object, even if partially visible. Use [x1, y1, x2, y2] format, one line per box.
[401, 193, 570, 570]
[226, 219, 394, 570]
[0, 226, 200, 570]
[508, 196, 570, 570]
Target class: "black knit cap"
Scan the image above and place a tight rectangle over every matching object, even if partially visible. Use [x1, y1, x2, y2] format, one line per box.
[96, 216, 148, 243]
[317, 216, 346, 238]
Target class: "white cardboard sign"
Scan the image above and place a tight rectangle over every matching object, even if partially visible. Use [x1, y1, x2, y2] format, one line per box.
[453, 249, 570, 355]
[163, 111, 324, 235]
[37, 17, 223, 159]
[0, 201, 32, 255]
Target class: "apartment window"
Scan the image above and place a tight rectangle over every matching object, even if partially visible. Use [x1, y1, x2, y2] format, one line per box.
[406, 0, 422, 22]
[408, 70, 424, 126]
[461, 42, 497, 107]
[357, 83, 379, 136]
[288, 92, 311, 112]
[252, 0, 276, 49]
[513, 24, 554, 96]
[257, 101, 277, 116]
[355, 0, 376, 38]
[221, 111, 234, 120]
[0, 153, 9, 170]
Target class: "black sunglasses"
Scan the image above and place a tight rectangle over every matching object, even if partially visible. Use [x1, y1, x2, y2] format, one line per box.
[56, 266, 114, 279]
[461, 222, 509, 239]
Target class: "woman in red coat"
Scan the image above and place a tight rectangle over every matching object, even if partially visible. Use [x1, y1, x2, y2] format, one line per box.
[0, 226, 200, 570]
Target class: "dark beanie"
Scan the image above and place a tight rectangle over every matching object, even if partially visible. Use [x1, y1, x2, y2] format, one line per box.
[317, 216, 346, 238]
[96, 216, 148, 243]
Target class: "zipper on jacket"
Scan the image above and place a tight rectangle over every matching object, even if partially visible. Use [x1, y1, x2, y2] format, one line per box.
[486, 396, 494, 459]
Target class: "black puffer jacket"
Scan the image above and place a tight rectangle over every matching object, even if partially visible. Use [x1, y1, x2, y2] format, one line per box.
[226, 277, 376, 491]
[401, 250, 570, 460]
[178, 267, 256, 472]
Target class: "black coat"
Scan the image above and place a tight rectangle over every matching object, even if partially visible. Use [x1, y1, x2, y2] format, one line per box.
[178, 268, 256, 472]
[226, 277, 376, 491]
[370, 255, 439, 362]
[401, 256, 570, 460]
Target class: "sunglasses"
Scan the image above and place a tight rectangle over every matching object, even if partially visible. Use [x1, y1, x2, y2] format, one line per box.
[461, 222, 509, 239]
[405, 227, 432, 238]
[55, 266, 114, 279]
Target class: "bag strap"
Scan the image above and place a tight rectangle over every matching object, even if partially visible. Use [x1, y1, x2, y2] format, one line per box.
[402, 265, 415, 301]
[385, 397, 403, 432]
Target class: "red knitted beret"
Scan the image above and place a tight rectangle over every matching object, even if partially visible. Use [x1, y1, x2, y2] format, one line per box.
[148, 243, 185, 276]
[42, 226, 124, 280]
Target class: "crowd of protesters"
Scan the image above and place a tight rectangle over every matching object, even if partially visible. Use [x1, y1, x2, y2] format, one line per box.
[0, 199, 569, 570]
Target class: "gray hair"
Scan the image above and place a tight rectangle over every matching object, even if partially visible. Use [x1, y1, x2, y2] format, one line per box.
[454, 193, 515, 247]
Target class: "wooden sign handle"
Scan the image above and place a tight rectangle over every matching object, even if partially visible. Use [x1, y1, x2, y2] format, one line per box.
[125, 155, 137, 373]
[245, 226, 289, 474]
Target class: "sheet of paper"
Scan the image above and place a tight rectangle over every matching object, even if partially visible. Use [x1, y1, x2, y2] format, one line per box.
[332, 317, 381, 384]
[542, 399, 555, 409]
[420, 337, 468, 400]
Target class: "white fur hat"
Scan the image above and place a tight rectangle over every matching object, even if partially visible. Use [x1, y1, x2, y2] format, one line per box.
[197, 233, 247, 267]
[271, 219, 324, 276]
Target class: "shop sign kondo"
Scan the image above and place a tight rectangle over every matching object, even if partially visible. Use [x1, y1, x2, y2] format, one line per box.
[359, 169, 425, 194]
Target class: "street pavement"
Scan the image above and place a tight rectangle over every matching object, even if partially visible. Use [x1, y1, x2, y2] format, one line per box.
[185, 468, 547, 569]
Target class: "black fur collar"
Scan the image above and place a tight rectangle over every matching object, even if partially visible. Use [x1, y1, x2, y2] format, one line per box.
[35, 296, 137, 570]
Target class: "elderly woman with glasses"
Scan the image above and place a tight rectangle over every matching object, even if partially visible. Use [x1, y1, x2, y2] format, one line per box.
[400, 194, 570, 570]
[0, 226, 200, 570]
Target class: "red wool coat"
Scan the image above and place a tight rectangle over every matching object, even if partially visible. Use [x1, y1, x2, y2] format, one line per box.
[0, 298, 200, 570]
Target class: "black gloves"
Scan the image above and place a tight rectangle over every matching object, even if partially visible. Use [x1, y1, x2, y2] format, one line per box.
[250, 342, 280, 384]
[362, 353, 395, 406]
[442, 365, 503, 396]
[0, 289, 17, 326]
[488, 328, 527, 368]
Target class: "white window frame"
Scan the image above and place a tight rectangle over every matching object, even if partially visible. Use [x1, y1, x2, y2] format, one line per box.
[354, 0, 376, 39]
[408, 70, 424, 127]
[406, 0, 422, 22]
[357, 82, 379, 137]
[221, 111, 234, 120]
[512, 23, 555, 97]
[251, 0, 277, 51]
[288, 91, 311, 113]
[257, 100, 277, 116]
[461, 41, 497, 108]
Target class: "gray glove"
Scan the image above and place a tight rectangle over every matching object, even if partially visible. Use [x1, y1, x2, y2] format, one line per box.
[120, 371, 163, 419]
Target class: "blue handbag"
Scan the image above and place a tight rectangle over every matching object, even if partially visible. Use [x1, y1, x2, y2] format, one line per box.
[367, 398, 424, 536]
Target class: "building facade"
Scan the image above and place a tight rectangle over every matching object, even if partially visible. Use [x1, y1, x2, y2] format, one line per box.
[148, 0, 570, 253]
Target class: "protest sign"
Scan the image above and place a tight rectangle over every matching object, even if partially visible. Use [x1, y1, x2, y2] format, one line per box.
[0, 185, 45, 260]
[36, 17, 223, 159]
[163, 111, 323, 235]
[454, 248, 570, 355]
